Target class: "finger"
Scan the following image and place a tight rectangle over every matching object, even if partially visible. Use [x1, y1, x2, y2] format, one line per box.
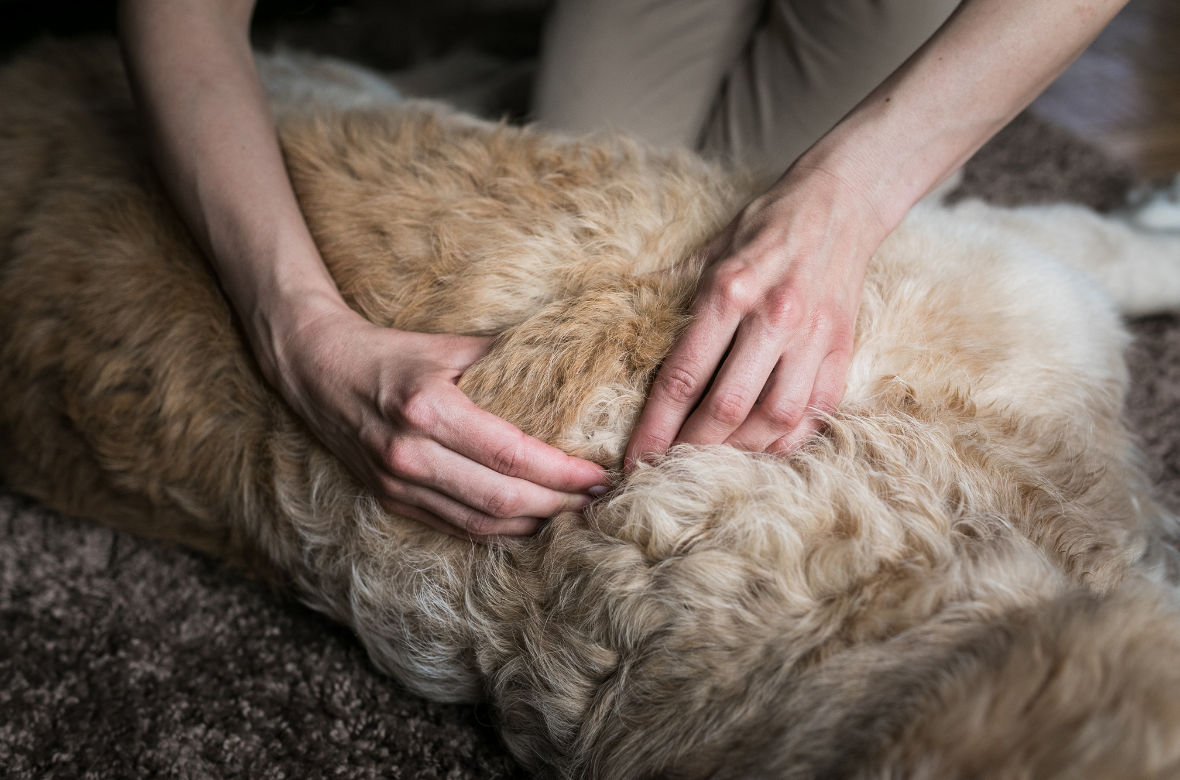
[380, 497, 482, 540]
[428, 383, 609, 493]
[723, 338, 827, 451]
[382, 430, 595, 521]
[379, 478, 544, 539]
[382, 495, 540, 545]
[806, 347, 850, 421]
[624, 312, 737, 470]
[766, 415, 825, 456]
[675, 319, 784, 446]
[764, 349, 849, 454]
[430, 333, 497, 374]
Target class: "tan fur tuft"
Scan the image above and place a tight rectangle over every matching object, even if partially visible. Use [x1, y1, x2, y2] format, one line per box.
[4, 40, 1180, 777]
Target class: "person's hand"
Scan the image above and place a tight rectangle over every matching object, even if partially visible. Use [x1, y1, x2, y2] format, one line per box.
[269, 299, 609, 541]
[118, 0, 608, 543]
[625, 167, 885, 467]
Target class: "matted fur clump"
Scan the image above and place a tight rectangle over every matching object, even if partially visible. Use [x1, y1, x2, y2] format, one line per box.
[4, 40, 1180, 778]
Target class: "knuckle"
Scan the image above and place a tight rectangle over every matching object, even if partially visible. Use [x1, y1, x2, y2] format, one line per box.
[463, 513, 498, 537]
[765, 291, 800, 327]
[810, 387, 842, 415]
[383, 443, 423, 479]
[763, 399, 804, 431]
[376, 473, 410, 501]
[379, 476, 417, 507]
[488, 439, 527, 479]
[767, 435, 796, 456]
[711, 266, 758, 311]
[655, 365, 704, 406]
[827, 338, 853, 362]
[483, 486, 524, 520]
[706, 388, 752, 428]
[398, 388, 438, 432]
[626, 434, 672, 468]
[641, 433, 674, 455]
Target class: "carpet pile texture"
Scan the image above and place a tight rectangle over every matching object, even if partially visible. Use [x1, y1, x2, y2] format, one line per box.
[1, 60, 1177, 780]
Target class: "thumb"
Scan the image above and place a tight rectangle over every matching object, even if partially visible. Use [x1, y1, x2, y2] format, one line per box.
[441, 334, 497, 374]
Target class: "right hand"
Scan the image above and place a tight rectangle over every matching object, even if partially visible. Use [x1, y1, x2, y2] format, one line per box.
[267, 299, 609, 541]
[119, 0, 606, 543]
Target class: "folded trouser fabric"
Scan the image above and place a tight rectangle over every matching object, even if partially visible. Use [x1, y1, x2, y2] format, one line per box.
[534, 0, 962, 179]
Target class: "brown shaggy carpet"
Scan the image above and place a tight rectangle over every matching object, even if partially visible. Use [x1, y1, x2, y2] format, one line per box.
[2, 28, 1179, 780]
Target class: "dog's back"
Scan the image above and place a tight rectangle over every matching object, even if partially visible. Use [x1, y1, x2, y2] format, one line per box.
[5, 40, 1180, 778]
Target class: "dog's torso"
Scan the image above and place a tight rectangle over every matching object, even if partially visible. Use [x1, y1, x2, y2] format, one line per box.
[3, 41, 1180, 778]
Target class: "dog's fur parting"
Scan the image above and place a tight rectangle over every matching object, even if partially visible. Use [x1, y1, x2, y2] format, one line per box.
[5, 40, 1180, 779]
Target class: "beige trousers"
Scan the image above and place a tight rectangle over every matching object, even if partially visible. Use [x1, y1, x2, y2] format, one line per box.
[534, 0, 962, 178]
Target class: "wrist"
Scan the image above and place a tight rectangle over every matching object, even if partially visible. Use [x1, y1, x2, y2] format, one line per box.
[202, 214, 351, 388]
[783, 110, 950, 241]
[257, 289, 358, 387]
[757, 160, 893, 274]
[227, 241, 355, 391]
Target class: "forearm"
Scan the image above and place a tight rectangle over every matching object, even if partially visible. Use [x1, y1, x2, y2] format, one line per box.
[627, 0, 1128, 462]
[118, 0, 348, 380]
[120, 1, 608, 531]
[789, 0, 1129, 241]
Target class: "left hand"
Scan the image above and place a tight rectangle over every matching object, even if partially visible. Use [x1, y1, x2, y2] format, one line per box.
[625, 166, 885, 465]
[623, 0, 1130, 469]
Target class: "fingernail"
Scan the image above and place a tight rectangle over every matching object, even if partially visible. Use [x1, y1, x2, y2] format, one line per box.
[588, 485, 609, 497]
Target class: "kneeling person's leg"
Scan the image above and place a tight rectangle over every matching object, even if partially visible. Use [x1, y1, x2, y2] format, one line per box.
[534, 0, 763, 150]
[700, 0, 962, 180]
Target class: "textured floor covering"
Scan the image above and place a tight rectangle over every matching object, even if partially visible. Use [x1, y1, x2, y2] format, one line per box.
[2, 71, 1180, 780]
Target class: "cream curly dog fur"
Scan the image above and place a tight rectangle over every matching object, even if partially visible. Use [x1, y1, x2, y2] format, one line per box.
[5, 41, 1180, 778]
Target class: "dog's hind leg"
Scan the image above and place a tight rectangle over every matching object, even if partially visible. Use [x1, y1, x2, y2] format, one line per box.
[928, 192, 1180, 317]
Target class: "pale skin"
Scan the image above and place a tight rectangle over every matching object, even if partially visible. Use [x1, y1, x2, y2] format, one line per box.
[625, 0, 1130, 464]
[119, 0, 608, 541]
[119, 0, 1126, 539]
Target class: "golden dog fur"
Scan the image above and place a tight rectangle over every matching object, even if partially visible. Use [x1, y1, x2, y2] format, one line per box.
[5, 41, 1180, 778]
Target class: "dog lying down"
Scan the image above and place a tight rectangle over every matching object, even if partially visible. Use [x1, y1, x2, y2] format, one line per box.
[5, 40, 1180, 779]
